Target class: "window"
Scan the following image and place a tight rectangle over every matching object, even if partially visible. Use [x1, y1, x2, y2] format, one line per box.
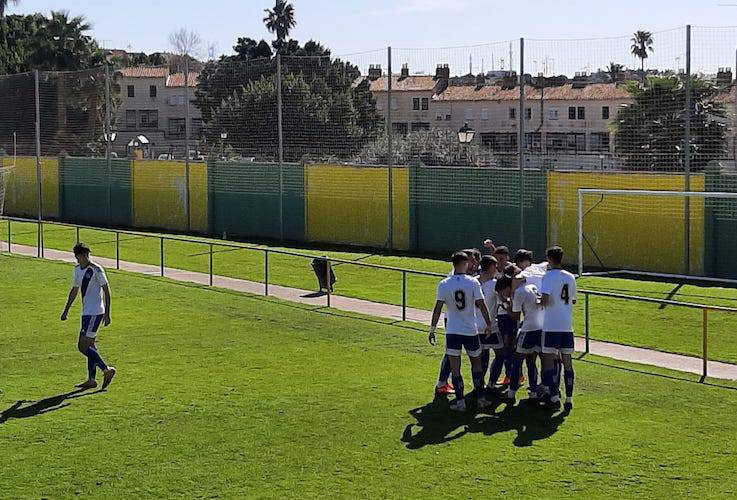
[568, 106, 576, 120]
[525, 108, 532, 120]
[547, 132, 586, 151]
[577, 106, 585, 120]
[481, 132, 517, 151]
[376, 99, 384, 111]
[411, 122, 430, 132]
[464, 108, 474, 121]
[548, 108, 559, 120]
[509, 108, 516, 119]
[445, 114, 452, 121]
[191, 118, 203, 138]
[125, 110, 136, 128]
[149, 85, 157, 98]
[139, 110, 158, 128]
[127, 85, 135, 98]
[168, 118, 186, 137]
[392, 122, 408, 136]
[413, 97, 420, 110]
[602, 106, 610, 120]
[525, 132, 542, 151]
[391, 98, 398, 110]
[591, 132, 610, 151]
[480, 108, 489, 120]
[421, 97, 429, 111]
[435, 111, 444, 121]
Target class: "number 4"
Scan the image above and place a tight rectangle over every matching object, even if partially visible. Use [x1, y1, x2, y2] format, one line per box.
[561, 284, 570, 305]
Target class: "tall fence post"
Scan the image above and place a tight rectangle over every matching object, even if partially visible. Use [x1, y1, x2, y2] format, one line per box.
[105, 59, 113, 227]
[115, 231, 120, 270]
[209, 243, 213, 286]
[34, 69, 43, 258]
[6, 219, 10, 253]
[584, 292, 590, 354]
[160, 237, 164, 277]
[326, 259, 332, 308]
[684, 25, 692, 276]
[76, 226, 80, 244]
[264, 249, 269, 296]
[518, 37, 525, 248]
[577, 190, 584, 276]
[402, 270, 407, 321]
[386, 46, 394, 251]
[276, 53, 285, 243]
[184, 57, 191, 233]
[702, 308, 708, 381]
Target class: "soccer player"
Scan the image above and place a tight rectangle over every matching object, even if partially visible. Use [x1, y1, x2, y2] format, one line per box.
[476, 255, 504, 390]
[499, 274, 544, 404]
[60, 243, 116, 390]
[429, 252, 493, 412]
[540, 246, 576, 411]
[492, 246, 510, 277]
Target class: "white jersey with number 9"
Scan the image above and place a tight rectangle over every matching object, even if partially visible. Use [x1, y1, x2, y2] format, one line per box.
[436, 274, 485, 336]
[540, 268, 577, 332]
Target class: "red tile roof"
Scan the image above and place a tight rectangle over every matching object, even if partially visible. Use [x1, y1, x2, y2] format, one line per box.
[166, 72, 199, 88]
[119, 66, 169, 78]
[368, 75, 438, 92]
[434, 83, 632, 102]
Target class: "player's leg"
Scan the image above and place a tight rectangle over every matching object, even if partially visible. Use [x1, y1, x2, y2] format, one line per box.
[525, 330, 542, 399]
[484, 329, 505, 393]
[445, 335, 465, 411]
[434, 354, 454, 396]
[466, 336, 490, 409]
[506, 331, 529, 404]
[540, 331, 561, 408]
[78, 315, 116, 389]
[560, 333, 576, 410]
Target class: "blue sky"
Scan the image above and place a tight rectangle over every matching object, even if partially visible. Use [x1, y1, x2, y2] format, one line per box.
[8, 0, 737, 75]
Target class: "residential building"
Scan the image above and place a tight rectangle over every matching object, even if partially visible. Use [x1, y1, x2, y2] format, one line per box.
[115, 66, 201, 158]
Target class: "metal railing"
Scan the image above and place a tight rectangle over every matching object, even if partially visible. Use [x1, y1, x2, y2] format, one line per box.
[581, 290, 737, 380]
[3, 215, 737, 380]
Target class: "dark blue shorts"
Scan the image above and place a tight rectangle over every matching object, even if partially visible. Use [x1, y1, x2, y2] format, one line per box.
[445, 334, 482, 357]
[542, 331, 575, 355]
[80, 314, 104, 339]
[480, 329, 504, 349]
[516, 329, 542, 354]
[497, 315, 518, 339]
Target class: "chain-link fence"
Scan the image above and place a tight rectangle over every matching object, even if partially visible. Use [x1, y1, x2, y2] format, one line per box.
[3, 26, 737, 280]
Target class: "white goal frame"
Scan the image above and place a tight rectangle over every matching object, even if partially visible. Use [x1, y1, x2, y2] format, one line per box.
[577, 189, 737, 284]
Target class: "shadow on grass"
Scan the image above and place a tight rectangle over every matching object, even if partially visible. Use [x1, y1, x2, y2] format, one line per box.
[0, 388, 102, 424]
[401, 396, 568, 449]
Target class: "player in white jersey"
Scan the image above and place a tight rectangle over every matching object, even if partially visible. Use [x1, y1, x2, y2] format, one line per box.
[429, 252, 493, 412]
[540, 246, 577, 411]
[496, 275, 545, 404]
[475, 255, 505, 393]
[60, 243, 117, 390]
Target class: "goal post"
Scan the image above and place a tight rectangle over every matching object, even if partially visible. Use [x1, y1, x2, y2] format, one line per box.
[577, 189, 737, 284]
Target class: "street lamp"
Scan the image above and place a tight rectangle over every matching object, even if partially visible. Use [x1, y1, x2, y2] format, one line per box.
[457, 123, 475, 144]
[220, 131, 228, 160]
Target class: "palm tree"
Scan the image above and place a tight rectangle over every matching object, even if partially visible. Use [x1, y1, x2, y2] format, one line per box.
[263, 0, 296, 53]
[606, 62, 624, 83]
[631, 31, 654, 85]
[0, 0, 19, 18]
[31, 11, 95, 70]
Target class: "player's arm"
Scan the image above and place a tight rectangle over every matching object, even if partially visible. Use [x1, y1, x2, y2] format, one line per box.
[102, 284, 112, 326]
[510, 293, 522, 322]
[475, 299, 493, 337]
[429, 300, 444, 346]
[482, 238, 496, 253]
[61, 287, 79, 321]
[540, 293, 550, 307]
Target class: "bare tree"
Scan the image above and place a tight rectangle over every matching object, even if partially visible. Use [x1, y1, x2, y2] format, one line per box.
[169, 27, 202, 71]
[206, 41, 218, 62]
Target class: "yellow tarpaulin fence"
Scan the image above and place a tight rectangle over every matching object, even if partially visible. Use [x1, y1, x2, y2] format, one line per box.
[305, 164, 409, 250]
[1, 156, 59, 219]
[548, 171, 705, 275]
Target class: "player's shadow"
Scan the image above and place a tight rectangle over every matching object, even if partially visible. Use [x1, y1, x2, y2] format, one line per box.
[0, 388, 101, 424]
[401, 397, 568, 449]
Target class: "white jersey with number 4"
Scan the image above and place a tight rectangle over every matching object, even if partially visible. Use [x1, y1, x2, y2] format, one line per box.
[540, 268, 576, 332]
[437, 274, 484, 336]
[512, 283, 544, 332]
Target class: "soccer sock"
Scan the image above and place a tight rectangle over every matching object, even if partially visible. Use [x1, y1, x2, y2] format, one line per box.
[471, 368, 484, 395]
[87, 356, 96, 381]
[554, 358, 562, 391]
[509, 359, 522, 392]
[526, 358, 539, 391]
[503, 348, 513, 379]
[564, 369, 575, 398]
[488, 356, 504, 387]
[84, 346, 108, 372]
[542, 369, 559, 400]
[451, 375, 464, 401]
[438, 355, 451, 385]
[479, 349, 490, 380]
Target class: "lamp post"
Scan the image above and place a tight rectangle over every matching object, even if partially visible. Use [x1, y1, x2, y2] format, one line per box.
[458, 122, 475, 165]
[220, 131, 227, 160]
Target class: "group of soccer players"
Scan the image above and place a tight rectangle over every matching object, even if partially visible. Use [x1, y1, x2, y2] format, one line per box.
[429, 241, 577, 412]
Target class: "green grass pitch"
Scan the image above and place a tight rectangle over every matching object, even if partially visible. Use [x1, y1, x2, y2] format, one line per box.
[1, 254, 737, 497]
[4, 220, 737, 364]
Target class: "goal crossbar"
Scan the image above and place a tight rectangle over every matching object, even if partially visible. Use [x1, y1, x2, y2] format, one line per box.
[577, 189, 737, 281]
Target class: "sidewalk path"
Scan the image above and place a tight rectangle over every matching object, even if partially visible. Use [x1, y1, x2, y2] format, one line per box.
[4, 242, 737, 381]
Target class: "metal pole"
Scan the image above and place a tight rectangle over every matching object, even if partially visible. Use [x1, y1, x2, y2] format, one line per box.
[184, 57, 191, 233]
[6, 219, 10, 253]
[105, 61, 113, 227]
[584, 293, 590, 354]
[578, 190, 584, 276]
[276, 53, 285, 243]
[326, 259, 332, 308]
[702, 308, 708, 380]
[76, 226, 80, 244]
[209, 243, 213, 286]
[387, 46, 394, 251]
[402, 270, 407, 321]
[684, 25, 692, 275]
[160, 237, 164, 277]
[518, 38, 525, 248]
[115, 231, 120, 270]
[264, 249, 269, 296]
[34, 69, 43, 258]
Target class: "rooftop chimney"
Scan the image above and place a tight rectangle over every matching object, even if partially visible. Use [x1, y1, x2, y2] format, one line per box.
[368, 64, 382, 81]
[717, 67, 733, 86]
[435, 64, 450, 81]
[572, 71, 589, 89]
[400, 63, 409, 79]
